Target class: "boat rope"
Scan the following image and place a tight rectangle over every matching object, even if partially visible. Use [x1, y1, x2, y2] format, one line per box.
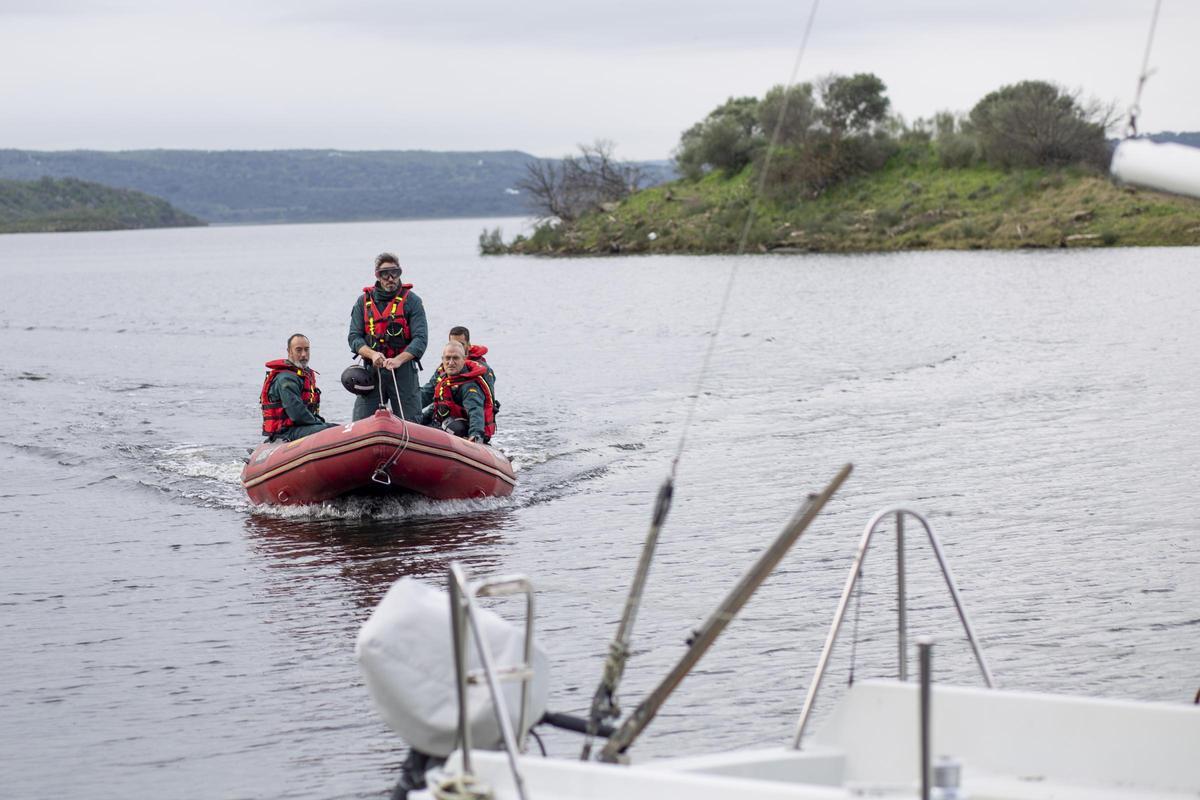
[580, 0, 823, 761]
[1125, 0, 1163, 138]
[371, 367, 412, 486]
[847, 564, 863, 686]
[375, 364, 388, 412]
[430, 772, 493, 800]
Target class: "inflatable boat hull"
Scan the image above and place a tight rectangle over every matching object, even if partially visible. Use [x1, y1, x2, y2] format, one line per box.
[241, 410, 516, 505]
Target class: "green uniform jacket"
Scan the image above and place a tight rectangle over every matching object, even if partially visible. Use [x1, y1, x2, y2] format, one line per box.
[267, 369, 326, 428]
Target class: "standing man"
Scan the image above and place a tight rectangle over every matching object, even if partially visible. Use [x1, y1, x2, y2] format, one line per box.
[260, 334, 336, 442]
[348, 252, 428, 421]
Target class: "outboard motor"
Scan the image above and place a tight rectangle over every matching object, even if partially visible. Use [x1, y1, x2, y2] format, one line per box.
[356, 578, 550, 792]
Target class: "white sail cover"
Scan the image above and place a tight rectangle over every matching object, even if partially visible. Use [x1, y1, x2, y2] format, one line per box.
[1110, 138, 1200, 200]
[356, 577, 550, 757]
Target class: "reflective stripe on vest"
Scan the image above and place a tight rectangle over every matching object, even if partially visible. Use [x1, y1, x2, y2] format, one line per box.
[363, 285, 413, 358]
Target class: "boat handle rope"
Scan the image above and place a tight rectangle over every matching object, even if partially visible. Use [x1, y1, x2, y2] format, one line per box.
[371, 366, 412, 485]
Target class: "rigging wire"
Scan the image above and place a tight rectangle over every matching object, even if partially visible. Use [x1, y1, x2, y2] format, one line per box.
[669, 0, 822, 478]
[580, 0, 823, 761]
[1125, 0, 1163, 138]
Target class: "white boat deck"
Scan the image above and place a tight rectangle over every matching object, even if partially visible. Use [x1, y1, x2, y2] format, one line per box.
[421, 680, 1200, 799]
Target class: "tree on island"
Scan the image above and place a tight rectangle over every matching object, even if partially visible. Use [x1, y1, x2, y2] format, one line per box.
[675, 95, 762, 179]
[516, 141, 646, 223]
[968, 80, 1117, 169]
[674, 73, 895, 196]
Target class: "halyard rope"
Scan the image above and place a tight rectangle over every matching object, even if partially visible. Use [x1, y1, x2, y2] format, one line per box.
[581, 0, 823, 761]
[1125, 0, 1162, 138]
[669, 0, 822, 478]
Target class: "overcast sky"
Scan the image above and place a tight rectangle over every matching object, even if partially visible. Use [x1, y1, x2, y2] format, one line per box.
[2, 0, 1195, 159]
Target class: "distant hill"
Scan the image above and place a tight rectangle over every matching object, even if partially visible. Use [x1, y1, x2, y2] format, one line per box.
[1147, 131, 1200, 148]
[0, 177, 204, 234]
[0, 149, 676, 225]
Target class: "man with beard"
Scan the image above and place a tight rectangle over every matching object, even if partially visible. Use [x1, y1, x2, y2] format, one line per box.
[348, 252, 429, 421]
[260, 333, 336, 442]
[420, 340, 496, 444]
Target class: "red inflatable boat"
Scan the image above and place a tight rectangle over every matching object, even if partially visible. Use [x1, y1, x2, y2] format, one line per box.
[241, 410, 516, 505]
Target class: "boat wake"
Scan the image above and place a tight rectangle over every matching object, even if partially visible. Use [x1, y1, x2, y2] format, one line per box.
[129, 428, 652, 520]
[251, 492, 517, 521]
[152, 443, 246, 484]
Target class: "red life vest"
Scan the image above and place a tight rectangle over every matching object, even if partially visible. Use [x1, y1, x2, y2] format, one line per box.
[432, 360, 496, 439]
[467, 343, 488, 364]
[466, 343, 499, 413]
[260, 359, 321, 437]
[362, 284, 414, 358]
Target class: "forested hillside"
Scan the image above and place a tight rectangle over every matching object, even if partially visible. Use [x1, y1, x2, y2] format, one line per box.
[0, 177, 203, 234]
[0, 149, 674, 225]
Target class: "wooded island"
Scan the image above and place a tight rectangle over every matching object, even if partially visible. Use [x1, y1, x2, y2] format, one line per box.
[485, 77, 1200, 254]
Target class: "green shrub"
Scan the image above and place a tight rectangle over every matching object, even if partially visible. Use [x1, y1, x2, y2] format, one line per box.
[760, 132, 896, 198]
[478, 226, 505, 255]
[675, 96, 762, 179]
[874, 208, 902, 229]
[937, 133, 979, 168]
[527, 223, 565, 250]
[969, 80, 1112, 169]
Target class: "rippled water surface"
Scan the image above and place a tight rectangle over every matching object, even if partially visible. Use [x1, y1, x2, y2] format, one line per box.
[1, 220, 1197, 798]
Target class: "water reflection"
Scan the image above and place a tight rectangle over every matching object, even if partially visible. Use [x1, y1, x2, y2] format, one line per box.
[243, 507, 511, 610]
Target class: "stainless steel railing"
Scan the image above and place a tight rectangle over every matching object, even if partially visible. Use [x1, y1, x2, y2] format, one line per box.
[792, 507, 995, 748]
[448, 562, 537, 800]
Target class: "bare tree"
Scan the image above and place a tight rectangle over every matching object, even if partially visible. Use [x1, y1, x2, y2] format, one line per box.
[517, 158, 570, 221]
[517, 141, 645, 222]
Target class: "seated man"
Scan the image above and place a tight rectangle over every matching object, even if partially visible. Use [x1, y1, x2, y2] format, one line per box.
[448, 325, 499, 414]
[420, 341, 495, 444]
[260, 334, 337, 442]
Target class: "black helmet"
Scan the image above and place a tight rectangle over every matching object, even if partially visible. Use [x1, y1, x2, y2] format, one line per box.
[341, 364, 376, 396]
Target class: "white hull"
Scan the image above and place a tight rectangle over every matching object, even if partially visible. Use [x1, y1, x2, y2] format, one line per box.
[422, 680, 1200, 799]
[1110, 138, 1200, 201]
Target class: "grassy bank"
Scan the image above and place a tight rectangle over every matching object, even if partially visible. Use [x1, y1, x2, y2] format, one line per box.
[502, 146, 1200, 255]
[0, 177, 205, 234]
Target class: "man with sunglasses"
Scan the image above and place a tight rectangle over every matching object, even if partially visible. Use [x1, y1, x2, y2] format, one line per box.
[347, 252, 429, 422]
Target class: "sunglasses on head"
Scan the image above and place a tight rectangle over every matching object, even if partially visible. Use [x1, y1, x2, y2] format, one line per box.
[377, 268, 401, 279]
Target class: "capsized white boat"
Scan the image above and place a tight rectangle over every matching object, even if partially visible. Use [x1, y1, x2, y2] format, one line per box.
[359, 472, 1200, 800]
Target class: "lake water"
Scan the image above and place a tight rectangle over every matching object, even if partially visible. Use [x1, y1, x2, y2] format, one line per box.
[1, 218, 1197, 799]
